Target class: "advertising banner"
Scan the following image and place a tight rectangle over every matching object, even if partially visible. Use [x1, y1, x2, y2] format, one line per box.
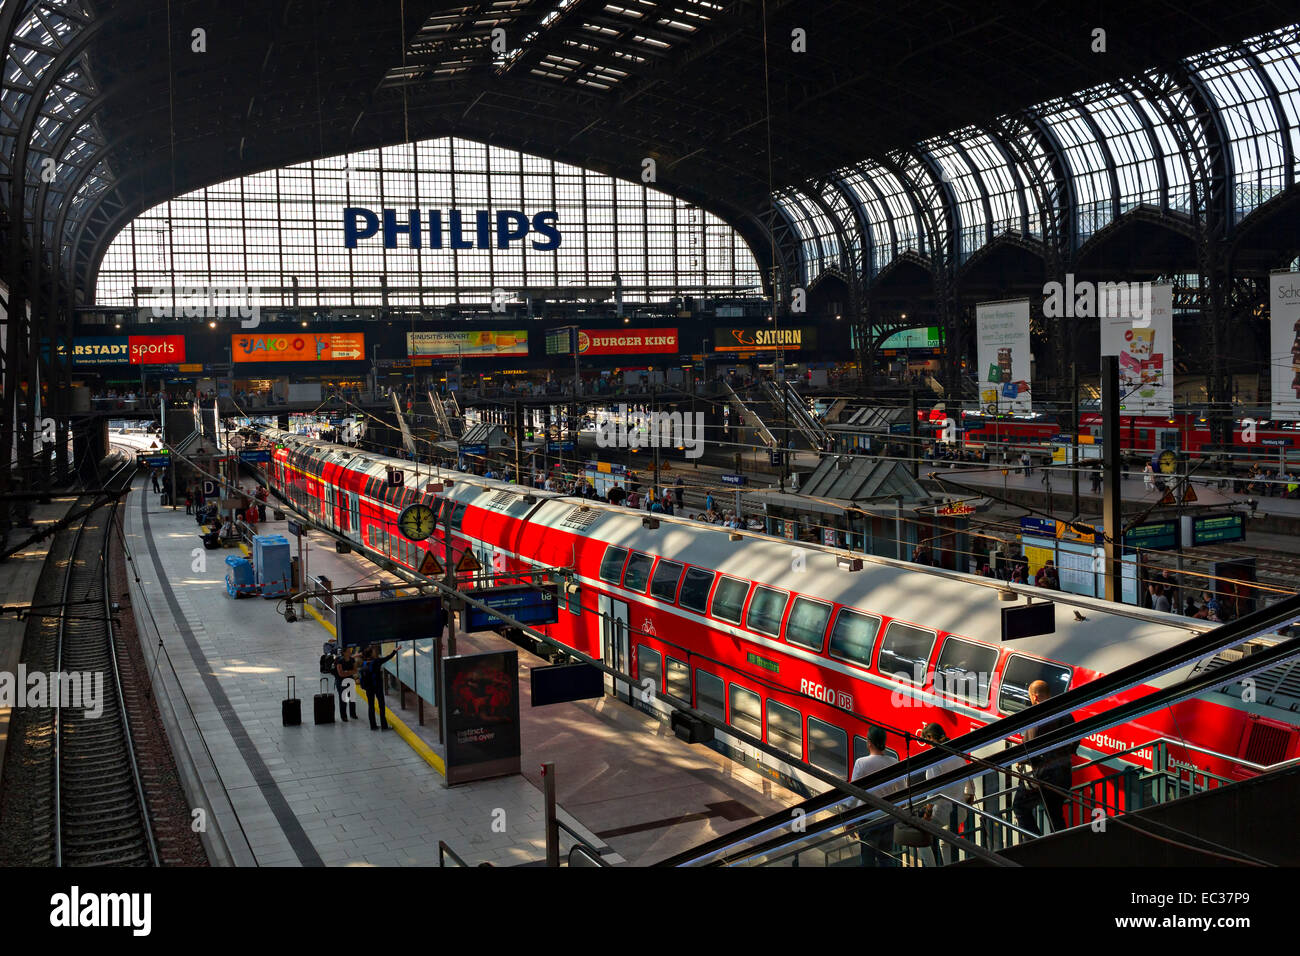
[443, 650, 522, 785]
[975, 299, 1032, 415]
[232, 332, 365, 363]
[73, 335, 186, 365]
[406, 330, 528, 358]
[1270, 271, 1300, 420]
[1100, 283, 1173, 416]
[851, 326, 941, 350]
[714, 326, 815, 352]
[575, 329, 678, 355]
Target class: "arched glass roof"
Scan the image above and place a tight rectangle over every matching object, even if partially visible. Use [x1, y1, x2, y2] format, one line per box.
[778, 23, 1300, 286]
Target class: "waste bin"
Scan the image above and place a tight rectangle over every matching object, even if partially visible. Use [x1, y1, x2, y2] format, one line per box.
[224, 556, 257, 598]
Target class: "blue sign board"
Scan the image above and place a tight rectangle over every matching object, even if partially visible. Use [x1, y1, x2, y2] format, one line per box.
[240, 450, 271, 463]
[548, 441, 575, 452]
[465, 584, 559, 631]
[461, 444, 488, 456]
[721, 474, 747, 486]
[889, 423, 913, 434]
[142, 455, 171, 468]
[1261, 438, 1293, 447]
[1020, 517, 1057, 537]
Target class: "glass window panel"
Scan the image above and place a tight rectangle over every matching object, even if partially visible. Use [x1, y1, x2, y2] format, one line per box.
[746, 586, 788, 636]
[934, 637, 999, 707]
[599, 546, 628, 584]
[678, 568, 714, 613]
[786, 597, 832, 651]
[638, 645, 661, 696]
[650, 560, 684, 602]
[998, 655, 1072, 715]
[696, 669, 725, 721]
[666, 657, 690, 703]
[710, 576, 749, 623]
[876, 621, 936, 682]
[807, 716, 848, 778]
[729, 684, 761, 740]
[622, 552, 654, 593]
[828, 609, 882, 667]
[766, 699, 803, 760]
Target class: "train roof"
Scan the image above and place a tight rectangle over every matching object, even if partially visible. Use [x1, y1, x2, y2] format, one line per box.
[260, 425, 1213, 680]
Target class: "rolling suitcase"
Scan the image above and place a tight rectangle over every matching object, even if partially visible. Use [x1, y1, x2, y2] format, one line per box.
[314, 677, 335, 725]
[281, 675, 301, 726]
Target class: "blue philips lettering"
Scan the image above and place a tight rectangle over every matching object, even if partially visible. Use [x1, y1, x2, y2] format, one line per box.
[341, 207, 561, 249]
[496, 210, 529, 248]
[531, 211, 561, 250]
[448, 210, 473, 249]
[343, 207, 379, 248]
[383, 208, 421, 249]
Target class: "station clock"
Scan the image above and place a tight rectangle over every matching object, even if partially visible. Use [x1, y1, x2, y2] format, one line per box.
[398, 502, 436, 542]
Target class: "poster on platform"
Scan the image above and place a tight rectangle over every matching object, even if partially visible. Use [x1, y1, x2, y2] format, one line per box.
[443, 650, 521, 785]
[975, 299, 1032, 415]
[1270, 271, 1300, 421]
[1099, 283, 1173, 416]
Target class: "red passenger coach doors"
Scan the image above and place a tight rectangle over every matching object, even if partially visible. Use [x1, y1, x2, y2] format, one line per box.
[598, 594, 631, 702]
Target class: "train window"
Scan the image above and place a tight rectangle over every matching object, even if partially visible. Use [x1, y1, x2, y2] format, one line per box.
[711, 576, 749, 624]
[807, 716, 848, 779]
[622, 553, 654, 593]
[678, 568, 715, 613]
[828, 609, 882, 668]
[728, 684, 762, 740]
[853, 735, 870, 772]
[786, 598, 832, 651]
[877, 622, 937, 683]
[650, 560, 684, 602]
[638, 646, 662, 698]
[666, 657, 691, 704]
[935, 637, 998, 708]
[599, 546, 629, 584]
[696, 669, 725, 721]
[997, 654, 1072, 715]
[746, 586, 788, 636]
[766, 699, 803, 761]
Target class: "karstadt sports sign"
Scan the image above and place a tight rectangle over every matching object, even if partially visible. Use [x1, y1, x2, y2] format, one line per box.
[72, 335, 186, 366]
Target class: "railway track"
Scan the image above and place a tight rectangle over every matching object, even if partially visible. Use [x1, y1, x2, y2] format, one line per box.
[27, 456, 158, 866]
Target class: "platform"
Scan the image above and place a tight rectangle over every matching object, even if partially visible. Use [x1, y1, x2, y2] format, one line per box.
[122, 478, 803, 865]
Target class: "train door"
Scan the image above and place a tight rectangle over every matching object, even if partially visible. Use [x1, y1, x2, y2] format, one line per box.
[323, 482, 336, 529]
[598, 594, 630, 701]
[347, 492, 361, 542]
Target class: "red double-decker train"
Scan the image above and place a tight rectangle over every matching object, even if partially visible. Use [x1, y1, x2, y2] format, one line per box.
[957, 410, 1300, 467]
[260, 426, 1299, 819]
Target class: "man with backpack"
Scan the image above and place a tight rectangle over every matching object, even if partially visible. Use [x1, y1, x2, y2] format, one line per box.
[1012, 680, 1077, 835]
[360, 645, 399, 730]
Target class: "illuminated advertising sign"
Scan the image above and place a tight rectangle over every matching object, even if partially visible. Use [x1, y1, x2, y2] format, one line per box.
[443, 650, 522, 785]
[344, 208, 561, 250]
[231, 332, 365, 362]
[713, 327, 814, 351]
[72, 335, 186, 365]
[976, 298, 1033, 416]
[573, 329, 679, 355]
[406, 330, 528, 358]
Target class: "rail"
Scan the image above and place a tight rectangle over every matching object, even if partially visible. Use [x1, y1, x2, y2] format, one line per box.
[437, 840, 494, 867]
[659, 591, 1300, 866]
[555, 818, 613, 867]
[720, 379, 777, 450]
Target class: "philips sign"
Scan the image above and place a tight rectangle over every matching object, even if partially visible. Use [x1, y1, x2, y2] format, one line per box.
[344, 208, 561, 250]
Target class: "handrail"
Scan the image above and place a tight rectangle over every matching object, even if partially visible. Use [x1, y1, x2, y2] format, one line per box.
[720, 379, 777, 449]
[555, 819, 612, 867]
[659, 593, 1300, 866]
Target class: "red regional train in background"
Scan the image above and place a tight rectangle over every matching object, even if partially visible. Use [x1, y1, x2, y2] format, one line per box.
[953, 409, 1300, 467]
[258, 425, 1300, 822]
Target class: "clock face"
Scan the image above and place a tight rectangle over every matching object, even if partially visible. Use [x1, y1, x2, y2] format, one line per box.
[398, 503, 436, 541]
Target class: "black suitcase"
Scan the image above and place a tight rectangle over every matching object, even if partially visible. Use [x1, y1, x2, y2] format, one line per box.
[282, 675, 301, 726]
[313, 677, 335, 725]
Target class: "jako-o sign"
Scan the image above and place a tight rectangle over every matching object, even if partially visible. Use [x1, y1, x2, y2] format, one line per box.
[344, 208, 561, 250]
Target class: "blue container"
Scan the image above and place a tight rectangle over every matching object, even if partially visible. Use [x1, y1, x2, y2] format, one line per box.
[224, 555, 257, 599]
[253, 533, 292, 598]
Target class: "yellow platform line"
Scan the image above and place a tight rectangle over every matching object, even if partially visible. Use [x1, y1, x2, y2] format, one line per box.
[303, 601, 446, 777]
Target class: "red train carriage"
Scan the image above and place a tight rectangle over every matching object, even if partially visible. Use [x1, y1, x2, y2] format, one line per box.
[262, 427, 1300, 814]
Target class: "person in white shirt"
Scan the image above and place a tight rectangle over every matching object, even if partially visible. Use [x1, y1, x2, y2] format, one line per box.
[850, 726, 903, 866]
[917, 723, 969, 865]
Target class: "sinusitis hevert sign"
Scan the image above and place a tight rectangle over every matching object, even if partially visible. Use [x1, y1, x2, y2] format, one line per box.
[344, 208, 561, 249]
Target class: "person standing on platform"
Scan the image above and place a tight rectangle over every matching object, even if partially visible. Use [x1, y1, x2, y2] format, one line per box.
[334, 647, 359, 722]
[674, 476, 685, 508]
[851, 726, 902, 867]
[361, 645, 398, 730]
[151, 468, 161, 493]
[1012, 680, 1077, 836]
